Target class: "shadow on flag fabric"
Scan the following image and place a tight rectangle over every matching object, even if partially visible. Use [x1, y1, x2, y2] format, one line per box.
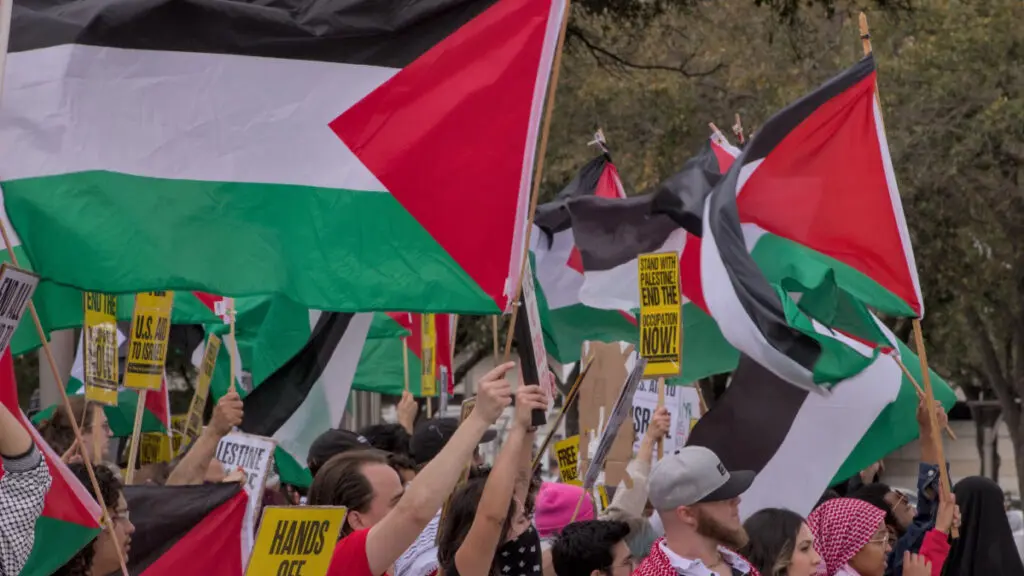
[686, 342, 955, 519]
[0, 351, 104, 576]
[2, 0, 567, 314]
[124, 482, 247, 575]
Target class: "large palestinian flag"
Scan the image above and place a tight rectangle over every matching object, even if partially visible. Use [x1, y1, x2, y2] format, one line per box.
[234, 312, 373, 488]
[3, 0, 567, 314]
[0, 351, 103, 576]
[530, 153, 738, 379]
[687, 334, 956, 519]
[124, 482, 248, 575]
[676, 56, 922, 390]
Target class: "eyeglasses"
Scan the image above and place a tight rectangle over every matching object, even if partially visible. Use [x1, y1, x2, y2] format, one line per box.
[868, 533, 891, 547]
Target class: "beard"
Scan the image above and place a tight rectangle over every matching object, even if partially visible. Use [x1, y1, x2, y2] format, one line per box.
[694, 506, 749, 549]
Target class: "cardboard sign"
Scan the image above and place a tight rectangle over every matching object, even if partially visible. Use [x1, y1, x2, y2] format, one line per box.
[421, 314, 437, 397]
[83, 292, 119, 405]
[0, 263, 38, 357]
[582, 353, 647, 490]
[124, 291, 175, 390]
[578, 342, 638, 489]
[631, 381, 702, 455]
[518, 258, 555, 399]
[246, 506, 347, 576]
[186, 333, 220, 441]
[638, 253, 681, 377]
[554, 436, 581, 486]
[218, 432, 276, 562]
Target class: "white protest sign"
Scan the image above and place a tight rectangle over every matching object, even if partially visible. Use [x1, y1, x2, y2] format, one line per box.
[217, 432, 276, 566]
[632, 381, 701, 455]
[520, 257, 555, 400]
[0, 264, 38, 357]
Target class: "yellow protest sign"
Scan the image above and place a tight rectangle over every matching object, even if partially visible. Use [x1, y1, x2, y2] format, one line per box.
[186, 334, 220, 441]
[421, 314, 436, 397]
[638, 252, 682, 377]
[124, 291, 175, 390]
[554, 436, 581, 486]
[83, 292, 119, 405]
[134, 432, 175, 465]
[596, 484, 610, 511]
[246, 506, 347, 576]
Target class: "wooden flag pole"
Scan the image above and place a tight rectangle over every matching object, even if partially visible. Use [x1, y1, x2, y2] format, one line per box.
[656, 377, 665, 460]
[227, 300, 237, 394]
[859, 12, 955, 537]
[501, 0, 571, 361]
[891, 354, 957, 440]
[491, 316, 499, 362]
[0, 4, 129, 570]
[0, 225, 130, 575]
[124, 390, 147, 485]
[531, 353, 594, 473]
[402, 337, 410, 393]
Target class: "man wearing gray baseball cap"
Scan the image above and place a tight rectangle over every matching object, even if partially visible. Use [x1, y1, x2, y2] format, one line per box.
[632, 446, 761, 576]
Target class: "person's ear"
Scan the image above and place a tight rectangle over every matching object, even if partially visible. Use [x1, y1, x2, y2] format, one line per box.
[677, 505, 696, 526]
[347, 511, 367, 531]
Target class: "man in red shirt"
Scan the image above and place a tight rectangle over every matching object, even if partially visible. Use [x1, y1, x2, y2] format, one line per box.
[312, 362, 516, 576]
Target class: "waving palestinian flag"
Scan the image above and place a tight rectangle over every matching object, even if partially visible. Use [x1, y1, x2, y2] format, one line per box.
[3, 0, 567, 314]
[0, 351, 104, 576]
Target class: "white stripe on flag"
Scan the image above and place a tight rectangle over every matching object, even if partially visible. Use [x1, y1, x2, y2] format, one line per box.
[738, 352, 902, 518]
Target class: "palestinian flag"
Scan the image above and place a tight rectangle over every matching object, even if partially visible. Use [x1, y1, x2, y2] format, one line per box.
[124, 482, 247, 575]
[235, 312, 373, 488]
[4, 0, 567, 314]
[0, 350, 104, 576]
[687, 332, 956, 518]
[353, 313, 455, 397]
[689, 56, 921, 390]
[538, 149, 738, 380]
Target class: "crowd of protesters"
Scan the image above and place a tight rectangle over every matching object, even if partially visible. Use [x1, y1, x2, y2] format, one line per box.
[2, 361, 1024, 576]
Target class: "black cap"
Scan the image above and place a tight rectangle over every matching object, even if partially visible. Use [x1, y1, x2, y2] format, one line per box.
[410, 418, 497, 466]
[307, 429, 371, 477]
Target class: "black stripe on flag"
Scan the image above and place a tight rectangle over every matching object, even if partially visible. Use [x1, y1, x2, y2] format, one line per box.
[700, 57, 878, 381]
[686, 355, 808, 475]
[651, 140, 728, 237]
[570, 193, 678, 272]
[124, 482, 243, 574]
[240, 312, 355, 437]
[533, 154, 611, 240]
[12, 0, 502, 68]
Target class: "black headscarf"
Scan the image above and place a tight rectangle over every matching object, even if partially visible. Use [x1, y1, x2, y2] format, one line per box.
[943, 476, 1024, 576]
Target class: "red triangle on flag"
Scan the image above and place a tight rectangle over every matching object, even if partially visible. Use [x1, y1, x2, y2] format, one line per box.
[0, 351, 102, 528]
[331, 0, 560, 313]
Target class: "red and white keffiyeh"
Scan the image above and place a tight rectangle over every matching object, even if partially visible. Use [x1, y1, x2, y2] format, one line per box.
[806, 498, 886, 576]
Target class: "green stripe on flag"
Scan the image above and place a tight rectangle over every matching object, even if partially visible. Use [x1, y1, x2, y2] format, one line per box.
[6, 171, 498, 313]
[20, 516, 102, 576]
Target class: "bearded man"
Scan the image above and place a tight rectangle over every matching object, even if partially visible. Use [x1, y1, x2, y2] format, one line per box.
[632, 447, 760, 576]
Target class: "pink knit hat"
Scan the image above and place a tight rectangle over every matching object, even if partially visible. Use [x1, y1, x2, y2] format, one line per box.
[533, 482, 596, 538]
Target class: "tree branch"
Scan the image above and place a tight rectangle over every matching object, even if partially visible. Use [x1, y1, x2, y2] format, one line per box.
[566, 25, 723, 77]
[454, 344, 491, 390]
[966, 305, 1021, 430]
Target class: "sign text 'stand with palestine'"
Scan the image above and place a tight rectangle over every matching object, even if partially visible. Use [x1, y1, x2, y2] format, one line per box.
[246, 506, 347, 576]
[83, 292, 119, 405]
[124, 291, 175, 390]
[638, 252, 681, 377]
[0, 264, 38, 357]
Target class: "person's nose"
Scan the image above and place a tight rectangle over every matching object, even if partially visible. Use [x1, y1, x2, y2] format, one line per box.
[125, 519, 136, 535]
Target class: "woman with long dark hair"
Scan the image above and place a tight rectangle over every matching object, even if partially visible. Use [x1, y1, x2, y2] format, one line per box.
[437, 384, 547, 576]
[740, 508, 821, 576]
